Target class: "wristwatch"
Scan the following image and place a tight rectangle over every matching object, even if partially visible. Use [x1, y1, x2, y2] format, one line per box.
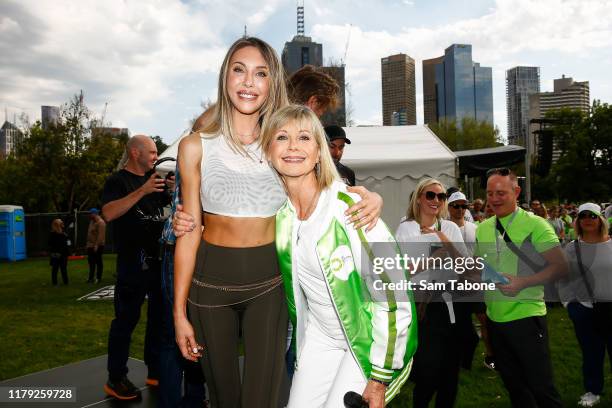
[370, 378, 390, 386]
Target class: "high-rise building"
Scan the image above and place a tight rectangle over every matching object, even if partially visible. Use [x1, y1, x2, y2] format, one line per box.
[423, 56, 444, 125]
[281, 36, 323, 75]
[506, 67, 540, 146]
[381, 54, 416, 126]
[422, 44, 493, 126]
[0, 121, 24, 159]
[528, 75, 590, 162]
[281, 2, 345, 125]
[41, 105, 60, 130]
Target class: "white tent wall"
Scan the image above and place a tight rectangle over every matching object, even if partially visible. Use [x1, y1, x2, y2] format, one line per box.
[341, 125, 457, 231]
[158, 125, 457, 232]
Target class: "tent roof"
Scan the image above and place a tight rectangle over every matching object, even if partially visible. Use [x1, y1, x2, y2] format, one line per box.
[455, 144, 525, 177]
[341, 125, 457, 180]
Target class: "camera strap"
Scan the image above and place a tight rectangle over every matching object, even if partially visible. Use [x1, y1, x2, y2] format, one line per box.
[495, 217, 546, 273]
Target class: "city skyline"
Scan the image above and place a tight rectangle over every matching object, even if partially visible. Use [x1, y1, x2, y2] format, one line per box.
[1, 0, 611, 144]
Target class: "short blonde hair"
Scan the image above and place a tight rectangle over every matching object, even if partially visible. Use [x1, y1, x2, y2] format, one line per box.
[406, 178, 448, 223]
[261, 104, 339, 191]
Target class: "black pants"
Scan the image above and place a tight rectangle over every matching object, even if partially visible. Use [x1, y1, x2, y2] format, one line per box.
[488, 316, 562, 408]
[188, 240, 288, 408]
[412, 302, 471, 408]
[87, 245, 104, 281]
[50, 256, 68, 285]
[107, 250, 162, 381]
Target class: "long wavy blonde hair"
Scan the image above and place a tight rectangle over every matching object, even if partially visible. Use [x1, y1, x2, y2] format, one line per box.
[193, 37, 289, 155]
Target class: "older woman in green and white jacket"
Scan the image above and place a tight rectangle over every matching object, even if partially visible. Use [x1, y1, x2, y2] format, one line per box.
[261, 104, 417, 408]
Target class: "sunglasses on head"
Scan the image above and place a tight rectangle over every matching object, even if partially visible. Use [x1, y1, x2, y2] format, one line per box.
[578, 212, 599, 220]
[449, 203, 468, 209]
[423, 191, 447, 201]
[486, 167, 511, 177]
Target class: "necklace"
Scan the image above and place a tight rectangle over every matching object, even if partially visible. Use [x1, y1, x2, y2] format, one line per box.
[243, 141, 264, 164]
[296, 190, 321, 245]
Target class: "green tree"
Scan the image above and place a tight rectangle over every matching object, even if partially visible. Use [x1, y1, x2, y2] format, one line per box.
[152, 135, 168, 155]
[428, 117, 502, 151]
[532, 101, 612, 202]
[0, 93, 126, 212]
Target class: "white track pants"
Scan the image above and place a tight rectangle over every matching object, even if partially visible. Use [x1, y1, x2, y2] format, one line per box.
[287, 320, 367, 408]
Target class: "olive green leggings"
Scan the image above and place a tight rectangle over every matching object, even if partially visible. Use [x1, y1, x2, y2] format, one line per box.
[188, 240, 288, 408]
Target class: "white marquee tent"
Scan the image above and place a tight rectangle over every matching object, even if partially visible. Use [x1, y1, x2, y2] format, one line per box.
[158, 125, 457, 231]
[341, 125, 457, 229]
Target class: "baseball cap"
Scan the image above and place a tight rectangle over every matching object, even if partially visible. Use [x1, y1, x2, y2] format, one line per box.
[324, 125, 351, 144]
[89, 208, 100, 214]
[447, 191, 467, 204]
[578, 203, 601, 216]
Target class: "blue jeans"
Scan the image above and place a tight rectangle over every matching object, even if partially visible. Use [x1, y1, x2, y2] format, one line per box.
[160, 245, 206, 408]
[567, 302, 612, 395]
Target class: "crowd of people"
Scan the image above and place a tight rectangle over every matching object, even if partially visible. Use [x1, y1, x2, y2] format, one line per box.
[88, 35, 611, 408]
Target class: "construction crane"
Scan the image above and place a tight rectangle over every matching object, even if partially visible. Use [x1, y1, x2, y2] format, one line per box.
[342, 24, 352, 66]
[100, 101, 109, 126]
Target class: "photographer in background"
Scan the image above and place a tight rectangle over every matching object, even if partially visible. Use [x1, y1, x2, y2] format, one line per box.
[101, 135, 174, 400]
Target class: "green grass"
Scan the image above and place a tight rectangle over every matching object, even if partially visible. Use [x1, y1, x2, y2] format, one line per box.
[0, 255, 146, 380]
[1, 257, 610, 407]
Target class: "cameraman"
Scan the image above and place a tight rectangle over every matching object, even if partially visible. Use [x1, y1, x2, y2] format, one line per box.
[101, 135, 174, 400]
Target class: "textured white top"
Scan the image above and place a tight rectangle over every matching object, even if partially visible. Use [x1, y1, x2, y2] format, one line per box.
[199, 135, 287, 217]
[292, 188, 346, 343]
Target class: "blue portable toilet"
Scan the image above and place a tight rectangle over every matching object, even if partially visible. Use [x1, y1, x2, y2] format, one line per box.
[0, 205, 26, 261]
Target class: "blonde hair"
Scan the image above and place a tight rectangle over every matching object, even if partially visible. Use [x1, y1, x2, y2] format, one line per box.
[575, 211, 609, 239]
[261, 104, 339, 191]
[194, 37, 289, 155]
[406, 178, 448, 223]
[51, 219, 64, 233]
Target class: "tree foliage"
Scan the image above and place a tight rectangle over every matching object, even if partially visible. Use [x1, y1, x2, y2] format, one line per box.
[428, 117, 502, 151]
[0, 92, 126, 212]
[532, 101, 612, 202]
[152, 135, 168, 155]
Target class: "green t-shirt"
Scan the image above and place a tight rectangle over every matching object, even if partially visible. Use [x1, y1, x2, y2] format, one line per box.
[475, 208, 559, 322]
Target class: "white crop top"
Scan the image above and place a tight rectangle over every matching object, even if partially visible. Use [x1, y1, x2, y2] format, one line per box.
[199, 134, 287, 217]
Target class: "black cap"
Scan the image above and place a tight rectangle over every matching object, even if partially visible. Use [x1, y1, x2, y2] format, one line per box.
[324, 125, 351, 144]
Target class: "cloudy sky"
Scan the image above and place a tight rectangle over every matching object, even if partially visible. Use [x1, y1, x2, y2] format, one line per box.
[2, 0, 611, 144]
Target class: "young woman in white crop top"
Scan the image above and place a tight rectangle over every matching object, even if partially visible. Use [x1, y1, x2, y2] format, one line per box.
[173, 37, 384, 408]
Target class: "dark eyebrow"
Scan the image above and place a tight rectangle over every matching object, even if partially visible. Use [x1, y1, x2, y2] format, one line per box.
[231, 61, 268, 70]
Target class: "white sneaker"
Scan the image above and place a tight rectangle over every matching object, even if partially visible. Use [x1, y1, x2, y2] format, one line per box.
[578, 392, 601, 407]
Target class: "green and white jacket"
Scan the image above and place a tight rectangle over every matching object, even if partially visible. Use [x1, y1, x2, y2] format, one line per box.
[276, 181, 418, 403]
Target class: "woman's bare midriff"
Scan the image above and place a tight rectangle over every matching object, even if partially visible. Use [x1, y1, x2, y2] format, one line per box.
[201, 212, 276, 247]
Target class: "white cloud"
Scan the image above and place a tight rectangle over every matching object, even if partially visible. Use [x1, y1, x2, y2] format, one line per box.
[2, 0, 611, 142]
[0, 0, 279, 130]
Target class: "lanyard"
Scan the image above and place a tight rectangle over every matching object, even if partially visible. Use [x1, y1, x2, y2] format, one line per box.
[495, 209, 519, 261]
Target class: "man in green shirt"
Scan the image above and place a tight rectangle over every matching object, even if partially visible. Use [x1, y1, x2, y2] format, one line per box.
[476, 168, 568, 408]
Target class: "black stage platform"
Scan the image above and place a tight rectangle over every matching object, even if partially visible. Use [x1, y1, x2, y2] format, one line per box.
[1, 355, 290, 407]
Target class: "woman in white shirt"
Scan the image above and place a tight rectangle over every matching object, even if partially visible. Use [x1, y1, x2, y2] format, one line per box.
[395, 178, 470, 408]
[262, 105, 416, 408]
[558, 202, 612, 408]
